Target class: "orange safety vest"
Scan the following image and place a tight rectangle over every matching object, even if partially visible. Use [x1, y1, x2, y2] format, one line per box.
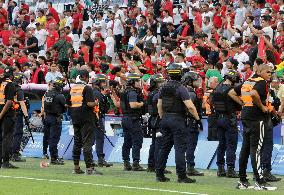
[241, 77, 264, 107]
[266, 91, 274, 112]
[70, 83, 85, 108]
[203, 89, 213, 115]
[0, 79, 19, 110]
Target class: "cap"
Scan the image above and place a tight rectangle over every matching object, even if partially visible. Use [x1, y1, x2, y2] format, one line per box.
[96, 32, 102, 38]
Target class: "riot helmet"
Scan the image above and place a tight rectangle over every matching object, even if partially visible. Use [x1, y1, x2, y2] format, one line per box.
[14, 73, 25, 85]
[90, 74, 108, 88]
[52, 77, 65, 91]
[126, 73, 141, 87]
[148, 74, 165, 91]
[167, 63, 183, 80]
[181, 71, 202, 88]
[224, 69, 240, 84]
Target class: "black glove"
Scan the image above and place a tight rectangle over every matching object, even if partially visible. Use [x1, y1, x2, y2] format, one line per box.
[196, 120, 203, 131]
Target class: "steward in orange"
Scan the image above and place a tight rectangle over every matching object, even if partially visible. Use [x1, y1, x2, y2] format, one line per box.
[68, 69, 102, 175]
[229, 64, 277, 190]
[0, 67, 18, 169]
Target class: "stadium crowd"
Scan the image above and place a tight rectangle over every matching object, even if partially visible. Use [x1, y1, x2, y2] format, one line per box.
[0, 0, 283, 191]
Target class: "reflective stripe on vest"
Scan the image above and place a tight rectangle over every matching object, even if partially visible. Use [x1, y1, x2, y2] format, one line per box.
[70, 84, 85, 107]
[241, 77, 264, 107]
[0, 79, 16, 106]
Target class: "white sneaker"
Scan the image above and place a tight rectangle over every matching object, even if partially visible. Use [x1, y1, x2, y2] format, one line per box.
[254, 182, 277, 191]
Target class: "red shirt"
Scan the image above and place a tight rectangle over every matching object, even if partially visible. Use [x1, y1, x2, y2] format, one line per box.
[93, 41, 106, 57]
[18, 30, 26, 44]
[21, 3, 29, 12]
[49, 7, 60, 23]
[46, 18, 57, 30]
[213, 10, 224, 29]
[195, 12, 202, 28]
[40, 64, 49, 76]
[244, 69, 253, 81]
[143, 57, 154, 75]
[18, 55, 29, 65]
[3, 56, 15, 66]
[0, 30, 12, 46]
[162, 1, 173, 16]
[46, 30, 59, 49]
[72, 13, 83, 29]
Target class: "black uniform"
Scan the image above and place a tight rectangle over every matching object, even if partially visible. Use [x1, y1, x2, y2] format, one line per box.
[156, 80, 190, 179]
[212, 83, 239, 174]
[121, 87, 144, 164]
[0, 80, 17, 167]
[92, 87, 108, 159]
[43, 89, 66, 161]
[11, 84, 25, 156]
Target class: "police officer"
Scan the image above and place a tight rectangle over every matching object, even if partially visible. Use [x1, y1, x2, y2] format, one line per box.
[69, 69, 101, 175]
[90, 74, 113, 167]
[121, 73, 145, 171]
[147, 74, 166, 172]
[11, 73, 29, 162]
[43, 77, 66, 165]
[0, 67, 18, 168]
[211, 70, 240, 178]
[181, 71, 204, 176]
[156, 64, 200, 183]
[229, 64, 277, 190]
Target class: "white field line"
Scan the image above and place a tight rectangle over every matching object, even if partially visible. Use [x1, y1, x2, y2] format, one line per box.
[0, 175, 208, 195]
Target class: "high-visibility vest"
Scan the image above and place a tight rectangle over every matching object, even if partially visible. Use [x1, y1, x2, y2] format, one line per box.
[0, 79, 19, 110]
[241, 77, 264, 107]
[203, 89, 213, 115]
[70, 84, 85, 108]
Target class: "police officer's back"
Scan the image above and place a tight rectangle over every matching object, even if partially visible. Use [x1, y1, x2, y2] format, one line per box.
[156, 63, 200, 183]
[43, 77, 66, 165]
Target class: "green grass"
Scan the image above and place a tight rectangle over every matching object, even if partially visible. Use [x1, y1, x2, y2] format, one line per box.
[0, 158, 283, 195]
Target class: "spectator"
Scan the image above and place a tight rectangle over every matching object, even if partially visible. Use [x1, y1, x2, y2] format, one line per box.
[25, 31, 39, 54]
[45, 63, 63, 84]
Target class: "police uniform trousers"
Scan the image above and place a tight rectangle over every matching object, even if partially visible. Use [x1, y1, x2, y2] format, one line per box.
[12, 112, 24, 155]
[186, 120, 199, 167]
[0, 115, 15, 164]
[261, 116, 273, 172]
[207, 113, 218, 141]
[239, 120, 265, 182]
[42, 117, 49, 155]
[43, 114, 62, 159]
[73, 121, 95, 168]
[94, 118, 105, 158]
[216, 114, 238, 168]
[156, 114, 188, 177]
[122, 115, 143, 162]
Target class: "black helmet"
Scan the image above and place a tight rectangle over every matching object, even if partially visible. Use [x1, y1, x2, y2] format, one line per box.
[126, 73, 141, 86]
[224, 70, 240, 83]
[91, 74, 107, 86]
[148, 74, 164, 91]
[181, 71, 200, 86]
[14, 73, 25, 84]
[52, 77, 65, 90]
[167, 63, 183, 80]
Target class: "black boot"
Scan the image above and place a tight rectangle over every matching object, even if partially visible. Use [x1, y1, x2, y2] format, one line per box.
[156, 170, 170, 182]
[217, 165, 226, 177]
[50, 158, 64, 165]
[177, 174, 196, 183]
[226, 167, 239, 178]
[123, 161, 132, 171]
[1, 162, 19, 169]
[263, 169, 281, 182]
[132, 161, 146, 171]
[98, 157, 113, 167]
[187, 166, 204, 176]
[11, 153, 26, 162]
[147, 165, 155, 172]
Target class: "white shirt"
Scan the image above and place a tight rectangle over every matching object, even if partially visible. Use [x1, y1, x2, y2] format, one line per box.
[173, 14, 183, 26]
[65, 16, 73, 28]
[262, 26, 273, 41]
[201, 11, 214, 21]
[45, 71, 63, 83]
[234, 51, 249, 72]
[143, 35, 157, 45]
[113, 19, 124, 35]
[34, 29, 48, 47]
[105, 36, 115, 58]
[106, 20, 114, 30]
[163, 16, 173, 24]
[27, 22, 37, 29]
[94, 19, 107, 38]
[234, 7, 246, 26]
